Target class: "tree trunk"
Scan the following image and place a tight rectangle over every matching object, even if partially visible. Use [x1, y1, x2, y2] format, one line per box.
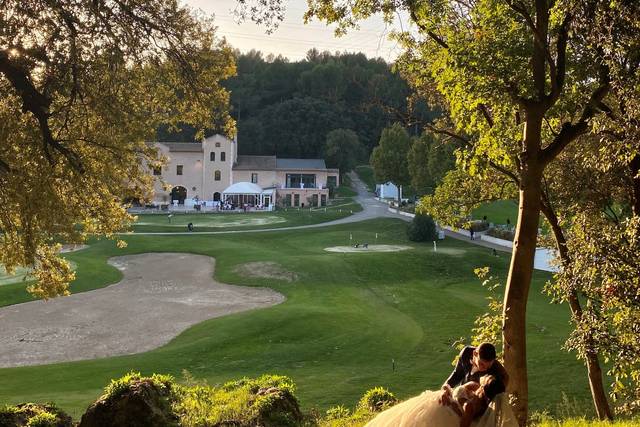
[540, 199, 613, 420]
[502, 112, 545, 426]
[630, 154, 640, 217]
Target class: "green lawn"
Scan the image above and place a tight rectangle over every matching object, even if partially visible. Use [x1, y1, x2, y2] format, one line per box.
[131, 196, 362, 233]
[0, 218, 593, 420]
[472, 200, 519, 225]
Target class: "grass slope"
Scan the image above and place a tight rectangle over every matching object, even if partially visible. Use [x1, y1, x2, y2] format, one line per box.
[0, 219, 592, 419]
[472, 200, 519, 225]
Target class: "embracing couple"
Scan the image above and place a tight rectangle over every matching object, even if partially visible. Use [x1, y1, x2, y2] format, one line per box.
[366, 343, 518, 427]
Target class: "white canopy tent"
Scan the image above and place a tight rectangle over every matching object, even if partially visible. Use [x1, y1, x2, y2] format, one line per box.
[222, 182, 274, 210]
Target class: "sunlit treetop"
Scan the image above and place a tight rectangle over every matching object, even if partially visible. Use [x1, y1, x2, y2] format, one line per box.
[0, 0, 236, 298]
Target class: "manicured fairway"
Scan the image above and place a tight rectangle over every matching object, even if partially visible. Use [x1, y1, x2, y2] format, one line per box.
[130, 197, 362, 233]
[472, 200, 519, 225]
[0, 218, 593, 419]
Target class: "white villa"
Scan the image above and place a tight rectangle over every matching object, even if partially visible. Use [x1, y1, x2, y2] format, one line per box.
[148, 134, 340, 210]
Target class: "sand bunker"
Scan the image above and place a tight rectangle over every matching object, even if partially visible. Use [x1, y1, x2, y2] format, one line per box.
[324, 244, 412, 253]
[0, 253, 284, 367]
[234, 262, 298, 283]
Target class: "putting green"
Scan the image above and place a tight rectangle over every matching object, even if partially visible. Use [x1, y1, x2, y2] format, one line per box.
[0, 260, 78, 286]
[135, 214, 287, 228]
[324, 244, 412, 253]
[0, 265, 31, 286]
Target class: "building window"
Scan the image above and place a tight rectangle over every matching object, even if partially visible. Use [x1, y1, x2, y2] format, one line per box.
[210, 152, 215, 161]
[220, 152, 226, 161]
[327, 176, 337, 188]
[293, 194, 300, 206]
[214, 170, 221, 181]
[251, 173, 258, 184]
[215, 142, 221, 147]
[152, 167, 161, 176]
[286, 173, 316, 188]
[177, 165, 183, 175]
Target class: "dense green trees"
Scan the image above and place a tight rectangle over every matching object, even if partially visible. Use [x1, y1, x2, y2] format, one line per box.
[370, 124, 411, 206]
[218, 50, 436, 158]
[407, 132, 458, 195]
[324, 129, 364, 179]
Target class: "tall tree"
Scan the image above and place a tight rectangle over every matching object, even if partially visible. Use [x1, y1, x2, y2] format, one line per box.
[0, 1, 235, 298]
[296, 1, 634, 422]
[324, 129, 364, 179]
[370, 123, 411, 207]
[407, 133, 434, 195]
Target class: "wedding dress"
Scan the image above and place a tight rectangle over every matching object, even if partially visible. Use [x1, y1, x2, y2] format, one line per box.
[364, 389, 518, 427]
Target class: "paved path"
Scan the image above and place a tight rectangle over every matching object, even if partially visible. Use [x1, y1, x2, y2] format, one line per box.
[126, 173, 509, 257]
[128, 172, 399, 236]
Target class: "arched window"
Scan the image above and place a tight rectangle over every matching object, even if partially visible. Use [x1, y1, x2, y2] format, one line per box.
[220, 152, 226, 161]
[214, 170, 221, 181]
[210, 152, 215, 161]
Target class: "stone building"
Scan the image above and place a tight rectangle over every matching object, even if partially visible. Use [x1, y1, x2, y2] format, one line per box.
[149, 134, 339, 209]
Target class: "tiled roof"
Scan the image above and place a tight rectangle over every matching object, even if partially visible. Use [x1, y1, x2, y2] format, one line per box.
[158, 142, 203, 152]
[233, 155, 277, 170]
[276, 158, 327, 170]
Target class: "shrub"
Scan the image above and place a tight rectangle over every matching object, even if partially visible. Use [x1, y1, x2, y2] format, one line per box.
[0, 403, 72, 427]
[26, 412, 57, 427]
[175, 374, 301, 427]
[357, 387, 398, 412]
[325, 405, 351, 420]
[485, 227, 515, 241]
[407, 214, 437, 242]
[470, 220, 490, 232]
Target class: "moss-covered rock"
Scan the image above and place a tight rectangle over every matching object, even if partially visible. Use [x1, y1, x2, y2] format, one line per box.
[0, 403, 72, 427]
[79, 372, 178, 427]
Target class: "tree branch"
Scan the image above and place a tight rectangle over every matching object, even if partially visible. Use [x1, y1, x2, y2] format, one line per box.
[0, 50, 84, 173]
[489, 160, 520, 185]
[541, 81, 610, 165]
[407, 0, 449, 49]
[478, 103, 494, 128]
[547, 13, 571, 106]
[424, 123, 470, 145]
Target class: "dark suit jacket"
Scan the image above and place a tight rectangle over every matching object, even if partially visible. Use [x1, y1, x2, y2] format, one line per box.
[444, 346, 508, 399]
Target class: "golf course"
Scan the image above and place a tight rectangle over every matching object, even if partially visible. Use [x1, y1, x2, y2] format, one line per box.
[0, 216, 592, 419]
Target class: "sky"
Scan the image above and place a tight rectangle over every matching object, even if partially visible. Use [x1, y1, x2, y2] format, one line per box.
[184, 0, 410, 62]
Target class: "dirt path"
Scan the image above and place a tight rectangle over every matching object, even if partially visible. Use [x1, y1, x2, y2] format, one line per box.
[0, 253, 284, 367]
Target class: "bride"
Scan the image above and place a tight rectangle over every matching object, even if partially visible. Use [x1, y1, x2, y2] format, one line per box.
[365, 376, 518, 427]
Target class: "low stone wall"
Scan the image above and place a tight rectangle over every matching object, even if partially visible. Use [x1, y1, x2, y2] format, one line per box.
[480, 234, 513, 248]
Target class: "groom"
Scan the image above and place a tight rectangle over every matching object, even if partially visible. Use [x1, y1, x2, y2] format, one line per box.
[440, 342, 509, 404]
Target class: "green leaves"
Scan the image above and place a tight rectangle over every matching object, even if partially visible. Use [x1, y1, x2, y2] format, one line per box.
[370, 123, 412, 190]
[0, 1, 235, 298]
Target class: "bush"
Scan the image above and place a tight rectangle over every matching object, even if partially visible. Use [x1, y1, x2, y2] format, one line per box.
[174, 374, 301, 427]
[485, 227, 515, 241]
[357, 387, 398, 412]
[325, 406, 351, 420]
[26, 412, 57, 427]
[0, 403, 72, 427]
[407, 214, 437, 242]
[470, 220, 490, 232]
